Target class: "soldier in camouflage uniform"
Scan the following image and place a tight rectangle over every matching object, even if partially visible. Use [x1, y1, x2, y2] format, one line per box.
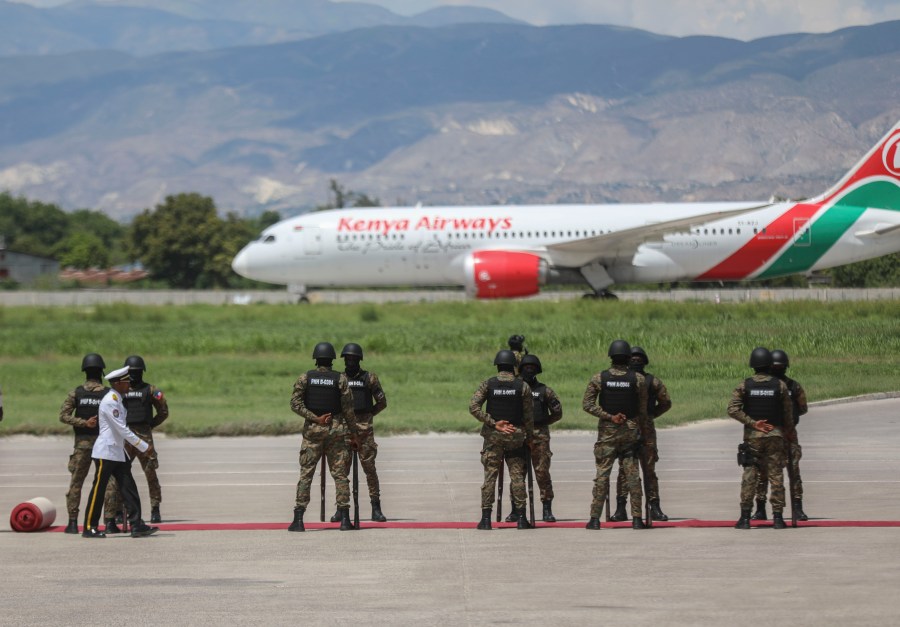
[519, 354, 563, 522]
[327, 342, 388, 523]
[58, 353, 118, 534]
[751, 349, 809, 522]
[470, 349, 534, 530]
[117, 355, 170, 525]
[609, 346, 673, 522]
[507, 334, 527, 375]
[288, 342, 359, 532]
[583, 339, 649, 530]
[729, 347, 795, 530]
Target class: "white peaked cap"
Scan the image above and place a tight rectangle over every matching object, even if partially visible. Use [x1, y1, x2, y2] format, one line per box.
[105, 366, 130, 382]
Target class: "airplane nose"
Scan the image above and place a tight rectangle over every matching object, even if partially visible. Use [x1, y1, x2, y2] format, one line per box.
[232, 248, 250, 278]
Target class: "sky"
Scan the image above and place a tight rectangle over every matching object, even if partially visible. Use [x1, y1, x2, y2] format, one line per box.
[14, 0, 900, 40]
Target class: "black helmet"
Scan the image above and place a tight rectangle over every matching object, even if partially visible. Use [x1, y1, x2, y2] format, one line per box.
[508, 334, 525, 350]
[771, 349, 790, 368]
[749, 347, 772, 369]
[81, 353, 105, 371]
[312, 342, 337, 360]
[124, 355, 146, 371]
[520, 354, 542, 374]
[493, 349, 517, 368]
[608, 339, 631, 359]
[630, 346, 649, 365]
[340, 343, 364, 359]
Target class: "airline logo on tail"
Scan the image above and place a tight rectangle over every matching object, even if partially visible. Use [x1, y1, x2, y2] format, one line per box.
[698, 124, 900, 281]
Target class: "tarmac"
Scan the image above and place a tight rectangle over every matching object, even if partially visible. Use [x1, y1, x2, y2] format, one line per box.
[2, 395, 899, 626]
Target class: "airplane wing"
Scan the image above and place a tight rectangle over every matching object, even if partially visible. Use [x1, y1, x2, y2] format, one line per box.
[854, 223, 900, 238]
[544, 202, 774, 267]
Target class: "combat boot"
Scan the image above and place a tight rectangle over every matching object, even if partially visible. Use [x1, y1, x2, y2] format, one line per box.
[339, 508, 355, 531]
[542, 500, 556, 523]
[371, 500, 387, 522]
[609, 497, 628, 522]
[505, 499, 518, 523]
[734, 509, 752, 530]
[104, 518, 122, 534]
[793, 499, 808, 521]
[649, 499, 669, 521]
[585, 517, 601, 530]
[516, 508, 531, 530]
[476, 509, 492, 530]
[772, 512, 787, 529]
[82, 527, 106, 538]
[131, 521, 159, 538]
[150, 506, 161, 524]
[632, 517, 647, 530]
[65, 519, 79, 534]
[751, 500, 767, 520]
[288, 506, 305, 532]
[329, 509, 341, 523]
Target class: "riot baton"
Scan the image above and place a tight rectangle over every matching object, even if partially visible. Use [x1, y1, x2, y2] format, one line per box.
[785, 438, 798, 528]
[320, 455, 327, 522]
[525, 447, 535, 528]
[605, 478, 612, 523]
[352, 449, 360, 530]
[496, 455, 505, 523]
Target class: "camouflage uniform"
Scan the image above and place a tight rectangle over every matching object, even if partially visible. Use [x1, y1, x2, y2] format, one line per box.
[110, 382, 169, 511]
[512, 350, 527, 376]
[728, 374, 795, 513]
[615, 374, 672, 501]
[347, 371, 387, 501]
[469, 372, 534, 511]
[59, 380, 118, 519]
[291, 367, 358, 510]
[754, 376, 808, 501]
[530, 383, 563, 502]
[583, 366, 648, 519]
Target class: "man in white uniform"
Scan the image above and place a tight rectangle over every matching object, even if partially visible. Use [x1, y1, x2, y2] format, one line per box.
[82, 366, 159, 538]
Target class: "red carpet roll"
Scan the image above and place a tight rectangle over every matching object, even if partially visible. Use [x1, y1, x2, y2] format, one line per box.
[10, 497, 57, 532]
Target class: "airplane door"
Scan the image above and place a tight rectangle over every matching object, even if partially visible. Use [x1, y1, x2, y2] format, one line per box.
[793, 218, 811, 247]
[303, 227, 322, 255]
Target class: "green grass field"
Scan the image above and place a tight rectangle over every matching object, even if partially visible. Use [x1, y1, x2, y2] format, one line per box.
[0, 300, 897, 437]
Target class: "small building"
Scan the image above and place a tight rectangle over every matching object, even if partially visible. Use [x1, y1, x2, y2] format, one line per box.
[0, 237, 60, 286]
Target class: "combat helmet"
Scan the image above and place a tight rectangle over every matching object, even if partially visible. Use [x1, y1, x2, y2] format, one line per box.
[631, 346, 649, 365]
[312, 342, 337, 360]
[520, 354, 542, 374]
[340, 343, 364, 360]
[770, 349, 790, 368]
[749, 347, 772, 369]
[81, 353, 105, 372]
[608, 339, 631, 359]
[493, 349, 517, 368]
[124, 355, 146, 371]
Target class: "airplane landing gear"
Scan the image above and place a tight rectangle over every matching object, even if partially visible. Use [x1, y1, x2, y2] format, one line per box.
[582, 289, 618, 300]
[579, 263, 617, 300]
[289, 284, 309, 304]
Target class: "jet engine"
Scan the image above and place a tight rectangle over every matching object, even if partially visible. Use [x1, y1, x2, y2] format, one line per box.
[461, 251, 548, 298]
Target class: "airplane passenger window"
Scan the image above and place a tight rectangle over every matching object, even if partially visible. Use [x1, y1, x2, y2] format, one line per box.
[736, 229, 741, 234]
[728, 228, 733, 235]
[762, 228, 767, 234]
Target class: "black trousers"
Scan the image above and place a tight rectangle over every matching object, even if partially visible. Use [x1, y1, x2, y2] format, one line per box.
[83, 457, 142, 531]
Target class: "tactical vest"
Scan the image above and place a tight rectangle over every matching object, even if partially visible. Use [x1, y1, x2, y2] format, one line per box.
[598, 370, 639, 419]
[529, 380, 550, 427]
[123, 383, 153, 425]
[742, 377, 785, 427]
[346, 370, 373, 414]
[305, 370, 342, 415]
[644, 373, 658, 417]
[73, 385, 107, 436]
[486, 377, 525, 427]
[781, 376, 802, 425]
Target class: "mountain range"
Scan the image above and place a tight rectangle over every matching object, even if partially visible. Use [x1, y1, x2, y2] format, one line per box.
[0, 3, 899, 220]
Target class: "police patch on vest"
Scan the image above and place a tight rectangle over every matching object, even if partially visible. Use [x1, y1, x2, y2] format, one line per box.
[492, 389, 517, 396]
[749, 389, 776, 397]
[310, 378, 336, 386]
[605, 381, 632, 388]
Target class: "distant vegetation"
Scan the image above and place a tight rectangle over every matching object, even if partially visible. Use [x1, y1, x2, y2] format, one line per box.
[0, 300, 896, 437]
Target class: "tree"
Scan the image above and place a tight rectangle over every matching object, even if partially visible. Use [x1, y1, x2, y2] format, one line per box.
[131, 193, 235, 288]
[58, 232, 109, 269]
[312, 179, 380, 211]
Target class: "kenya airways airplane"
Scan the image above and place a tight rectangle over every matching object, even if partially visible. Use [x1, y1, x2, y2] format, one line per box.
[232, 121, 900, 299]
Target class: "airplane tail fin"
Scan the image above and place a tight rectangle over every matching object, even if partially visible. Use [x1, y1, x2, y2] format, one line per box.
[811, 120, 900, 207]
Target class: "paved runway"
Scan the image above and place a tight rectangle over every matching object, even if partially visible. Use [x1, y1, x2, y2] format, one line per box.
[2, 395, 899, 626]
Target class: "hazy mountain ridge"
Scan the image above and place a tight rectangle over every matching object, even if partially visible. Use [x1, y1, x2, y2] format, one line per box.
[0, 20, 899, 218]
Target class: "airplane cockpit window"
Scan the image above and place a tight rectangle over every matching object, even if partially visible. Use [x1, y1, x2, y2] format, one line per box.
[263, 235, 276, 243]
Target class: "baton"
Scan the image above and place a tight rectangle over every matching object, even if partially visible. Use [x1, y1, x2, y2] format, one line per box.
[320, 454, 326, 522]
[605, 478, 612, 522]
[525, 447, 535, 528]
[352, 449, 360, 530]
[496, 454, 505, 523]
[642, 449, 653, 529]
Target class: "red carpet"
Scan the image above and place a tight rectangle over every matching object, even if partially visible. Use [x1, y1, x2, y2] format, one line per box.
[10, 497, 57, 532]
[46, 519, 900, 532]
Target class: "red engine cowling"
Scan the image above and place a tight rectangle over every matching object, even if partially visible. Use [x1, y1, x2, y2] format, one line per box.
[463, 251, 547, 299]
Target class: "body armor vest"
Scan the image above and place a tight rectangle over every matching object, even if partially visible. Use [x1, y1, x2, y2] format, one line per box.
[346, 370, 373, 414]
[123, 383, 153, 425]
[599, 370, 639, 419]
[73, 385, 107, 436]
[305, 370, 342, 415]
[486, 377, 525, 427]
[743, 377, 785, 427]
[529, 381, 550, 427]
[644, 373, 658, 417]
[780, 376, 802, 425]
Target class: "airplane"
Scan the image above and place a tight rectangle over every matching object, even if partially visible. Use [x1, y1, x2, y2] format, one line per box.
[232, 120, 900, 300]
